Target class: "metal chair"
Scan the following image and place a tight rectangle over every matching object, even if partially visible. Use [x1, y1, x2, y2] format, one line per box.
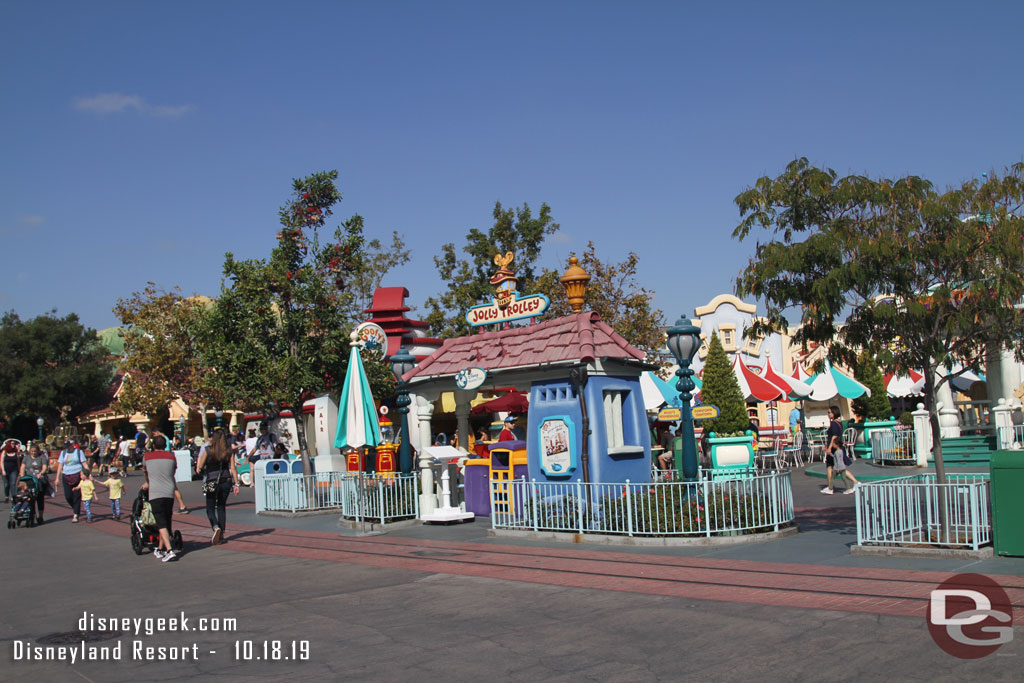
[803, 431, 825, 463]
[756, 436, 784, 471]
[783, 432, 805, 468]
[843, 427, 859, 461]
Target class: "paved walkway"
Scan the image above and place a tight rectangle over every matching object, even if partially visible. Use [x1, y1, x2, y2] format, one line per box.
[5, 468, 1023, 681]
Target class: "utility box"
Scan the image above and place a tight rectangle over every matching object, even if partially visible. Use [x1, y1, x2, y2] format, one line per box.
[990, 450, 1024, 557]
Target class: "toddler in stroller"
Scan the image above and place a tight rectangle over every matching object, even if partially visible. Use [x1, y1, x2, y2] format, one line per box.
[8, 476, 39, 528]
[129, 488, 183, 556]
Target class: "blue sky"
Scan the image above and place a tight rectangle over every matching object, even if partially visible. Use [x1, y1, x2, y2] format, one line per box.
[2, 1, 1022, 331]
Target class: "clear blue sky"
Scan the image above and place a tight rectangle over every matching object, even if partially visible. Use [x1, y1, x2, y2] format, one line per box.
[2, 1, 1022, 331]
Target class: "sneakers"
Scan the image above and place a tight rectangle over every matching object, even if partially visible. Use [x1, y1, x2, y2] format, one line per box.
[72, 515, 79, 523]
[161, 550, 178, 562]
[212, 527, 223, 546]
[154, 549, 167, 560]
[843, 484, 859, 495]
[178, 508, 190, 515]
[820, 487, 834, 495]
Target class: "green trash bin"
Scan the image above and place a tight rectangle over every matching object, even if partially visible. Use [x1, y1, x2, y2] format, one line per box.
[990, 450, 1024, 557]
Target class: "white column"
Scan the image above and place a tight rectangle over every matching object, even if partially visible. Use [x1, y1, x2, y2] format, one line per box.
[413, 395, 437, 515]
[912, 403, 931, 467]
[992, 397, 1013, 449]
[935, 368, 960, 438]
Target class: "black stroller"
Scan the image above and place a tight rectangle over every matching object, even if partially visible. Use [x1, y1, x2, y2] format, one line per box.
[7, 475, 39, 529]
[129, 488, 183, 555]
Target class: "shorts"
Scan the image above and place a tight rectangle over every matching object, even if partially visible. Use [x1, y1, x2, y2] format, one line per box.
[150, 497, 174, 530]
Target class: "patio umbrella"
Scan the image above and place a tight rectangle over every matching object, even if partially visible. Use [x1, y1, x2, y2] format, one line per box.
[806, 359, 870, 402]
[948, 364, 985, 393]
[885, 370, 925, 397]
[334, 338, 381, 450]
[471, 391, 529, 415]
[732, 355, 789, 402]
[762, 354, 813, 400]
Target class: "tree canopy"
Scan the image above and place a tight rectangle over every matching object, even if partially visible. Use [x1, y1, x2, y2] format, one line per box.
[205, 171, 396, 462]
[424, 201, 559, 337]
[113, 285, 219, 421]
[0, 310, 114, 429]
[534, 241, 666, 364]
[733, 157, 1024, 483]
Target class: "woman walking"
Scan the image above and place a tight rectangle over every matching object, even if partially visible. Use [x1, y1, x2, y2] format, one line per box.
[19, 443, 50, 523]
[2, 439, 21, 503]
[195, 429, 239, 545]
[54, 441, 88, 522]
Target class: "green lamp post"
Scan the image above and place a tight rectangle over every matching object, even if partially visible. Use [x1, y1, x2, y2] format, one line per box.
[389, 345, 417, 474]
[666, 316, 702, 483]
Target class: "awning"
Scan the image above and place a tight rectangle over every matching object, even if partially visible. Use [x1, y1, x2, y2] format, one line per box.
[471, 391, 529, 415]
[641, 370, 700, 410]
[885, 370, 925, 398]
[733, 355, 789, 402]
[763, 355, 812, 399]
[806, 360, 871, 402]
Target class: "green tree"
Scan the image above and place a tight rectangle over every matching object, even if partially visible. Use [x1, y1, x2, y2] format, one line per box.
[424, 201, 559, 337]
[343, 227, 411, 323]
[698, 332, 749, 435]
[534, 242, 666, 364]
[852, 351, 891, 421]
[113, 285, 220, 437]
[205, 171, 396, 470]
[733, 158, 1024, 499]
[0, 310, 114, 430]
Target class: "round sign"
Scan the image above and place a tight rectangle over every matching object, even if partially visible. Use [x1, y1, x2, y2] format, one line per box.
[355, 322, 388, 361]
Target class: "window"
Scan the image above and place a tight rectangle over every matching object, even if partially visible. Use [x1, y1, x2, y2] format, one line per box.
[742, 333, 764, 357]
[719, 324, 737, 351]
[697, 334, 710, 360]
[604, 390, 625, 450]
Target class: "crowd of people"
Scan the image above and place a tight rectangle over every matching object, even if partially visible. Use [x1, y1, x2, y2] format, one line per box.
[1, 421, 289, 563]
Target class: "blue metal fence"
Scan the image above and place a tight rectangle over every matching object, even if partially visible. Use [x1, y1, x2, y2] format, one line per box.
[855, 473, 991, 550]
[489, 469, 794, 537]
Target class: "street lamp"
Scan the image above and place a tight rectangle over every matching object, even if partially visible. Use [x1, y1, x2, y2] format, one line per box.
[178, 417, 187, 446]
[36, 417, 44, 442]
[389, 345, 417, 474]
[214, 409, 224, 429]
[666, 316, 702, 482]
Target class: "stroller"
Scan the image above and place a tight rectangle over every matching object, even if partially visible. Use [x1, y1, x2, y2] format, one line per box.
[129, 488, 183, 555]
[7, 475, 39, 529]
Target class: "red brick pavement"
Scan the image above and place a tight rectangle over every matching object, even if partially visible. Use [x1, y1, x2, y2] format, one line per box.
[69, 498, 1024, 621]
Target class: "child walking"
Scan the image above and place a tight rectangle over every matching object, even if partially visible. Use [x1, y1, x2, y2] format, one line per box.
[73, 472, 97, 523]
[95, 471, 125, 519]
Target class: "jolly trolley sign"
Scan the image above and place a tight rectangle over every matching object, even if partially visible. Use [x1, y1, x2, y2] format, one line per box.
[465, 251, 550, 327]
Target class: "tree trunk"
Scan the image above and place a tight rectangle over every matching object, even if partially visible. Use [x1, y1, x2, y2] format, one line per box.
[199, 404, 208, 441]
[293, 394, 315, 507]
[923, 365, 950, 540]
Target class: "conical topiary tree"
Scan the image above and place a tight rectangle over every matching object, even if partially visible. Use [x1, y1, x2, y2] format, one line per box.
[698, 331, 749, 435]
[853, 351, 892, 421]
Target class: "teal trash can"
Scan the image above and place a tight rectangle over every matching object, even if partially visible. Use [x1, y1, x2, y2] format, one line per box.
[990, 450, 1024, 557]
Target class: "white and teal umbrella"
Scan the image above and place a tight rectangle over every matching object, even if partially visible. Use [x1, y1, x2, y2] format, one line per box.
[806, 359, 871, 402]
[334, 336, 381, 450]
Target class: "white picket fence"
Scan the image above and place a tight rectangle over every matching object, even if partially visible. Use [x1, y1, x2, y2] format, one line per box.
[996, 424, 1024, 449]
[258, 472, 419, 523]
[855, 473, 991, 550]
[489, 469, 794, 537]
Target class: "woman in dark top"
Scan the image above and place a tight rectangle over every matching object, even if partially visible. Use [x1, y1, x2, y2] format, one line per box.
[2, 439, 22, 503]
[821, 405, 859, 495]
[195, 428, 239, 546]
[19, 443, 50, 522]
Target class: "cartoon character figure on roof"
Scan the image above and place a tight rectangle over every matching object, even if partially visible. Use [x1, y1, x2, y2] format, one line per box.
[491, 252, 518, 310]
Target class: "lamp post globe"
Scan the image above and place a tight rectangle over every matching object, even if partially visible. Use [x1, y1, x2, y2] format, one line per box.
[666, 316, 702, 482]
[36, 417, 44, 442]
[214, 409, 224, 429]
[389, 346, 417, 474]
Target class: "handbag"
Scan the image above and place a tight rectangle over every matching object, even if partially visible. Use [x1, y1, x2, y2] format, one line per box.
[202, 467, 224, 494]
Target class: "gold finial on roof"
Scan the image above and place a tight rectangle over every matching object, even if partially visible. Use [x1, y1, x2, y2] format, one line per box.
[494, 251, 514, 270]
[560, 255, 590, 313]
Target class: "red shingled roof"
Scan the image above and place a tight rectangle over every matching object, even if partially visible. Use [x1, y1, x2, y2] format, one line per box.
[404, 312, 645, 381]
